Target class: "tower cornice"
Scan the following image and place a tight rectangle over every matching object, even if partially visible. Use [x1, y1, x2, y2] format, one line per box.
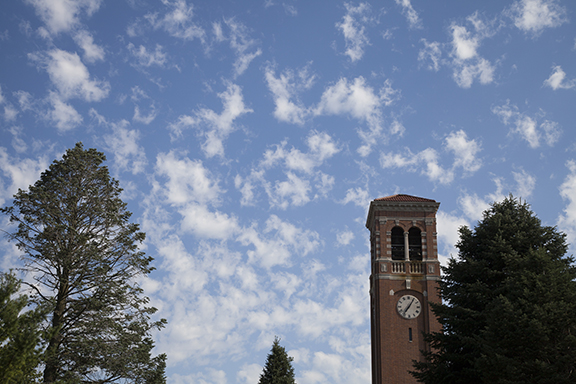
[366, 195, 440, 229]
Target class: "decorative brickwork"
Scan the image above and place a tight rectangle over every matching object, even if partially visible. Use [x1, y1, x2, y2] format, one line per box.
[366, 195, 441, 384]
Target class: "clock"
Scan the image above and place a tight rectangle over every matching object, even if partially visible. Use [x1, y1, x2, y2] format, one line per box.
[396, 294, 421, 319]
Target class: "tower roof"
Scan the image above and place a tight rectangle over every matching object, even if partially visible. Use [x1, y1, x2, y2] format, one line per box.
[374, 194, 437, 203]
[366, 194, 440, 229]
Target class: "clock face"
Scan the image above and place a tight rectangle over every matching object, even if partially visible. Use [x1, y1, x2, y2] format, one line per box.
[396, 294, 422, 319]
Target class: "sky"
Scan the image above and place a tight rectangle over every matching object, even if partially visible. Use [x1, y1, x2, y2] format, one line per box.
[0, 0, 575, 383]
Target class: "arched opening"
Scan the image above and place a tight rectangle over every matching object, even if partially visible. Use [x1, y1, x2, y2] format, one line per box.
[391, 227, 404, 260]
[408, 227, 422, 260]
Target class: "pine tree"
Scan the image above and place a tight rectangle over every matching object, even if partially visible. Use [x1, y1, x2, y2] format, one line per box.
[258, 336, 296, 384]
[1, 143, 166, 383]
[0, 271, 45, 383]
[412, 196, 576, 384]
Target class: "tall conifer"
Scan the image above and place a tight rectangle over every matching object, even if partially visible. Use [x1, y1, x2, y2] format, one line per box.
[413, 196, 576, 383]
[2, 143, 166, 383]
[258, 336, 296, 384]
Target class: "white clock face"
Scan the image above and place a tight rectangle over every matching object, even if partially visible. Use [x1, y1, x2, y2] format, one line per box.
[396, 294, 421, 319]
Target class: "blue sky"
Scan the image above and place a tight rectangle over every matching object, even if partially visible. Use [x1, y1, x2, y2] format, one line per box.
[1, 0, 575, 383]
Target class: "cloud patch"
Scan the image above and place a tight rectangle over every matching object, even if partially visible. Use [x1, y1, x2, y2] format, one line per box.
[492, 101, 562, 148]
[314, 77, 399, 156]
[168, 82, 253, 158]
[395, 0, 422, 29]
[544, 66, 576, 90]
[380, 130, 482, 185]
[236, 131, 340, 209]
[25, 0, 102, 35]
[558, 160, 576, 247]
[30, 49, 110, 102]
[213, 18, 262, 77]
[146, 0, 206, 42]
[336, 3, 372, 62]
[264, 64, 315, 125]
[506, 0, 567, 36]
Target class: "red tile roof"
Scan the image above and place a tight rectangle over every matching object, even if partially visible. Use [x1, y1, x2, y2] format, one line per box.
[374, 194, 437, 203]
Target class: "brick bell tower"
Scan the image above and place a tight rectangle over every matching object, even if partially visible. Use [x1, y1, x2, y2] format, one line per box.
[366, 194, 441, 384]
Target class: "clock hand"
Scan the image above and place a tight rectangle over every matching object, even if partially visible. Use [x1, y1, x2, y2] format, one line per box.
[403, 298, 415, 315]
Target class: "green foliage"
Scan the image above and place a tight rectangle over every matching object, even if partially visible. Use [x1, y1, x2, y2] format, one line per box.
[258, 336, 296, 384]
[0, 271, 45, 383]
[412, 196, 576, 384]
[1, 143, 166, 383]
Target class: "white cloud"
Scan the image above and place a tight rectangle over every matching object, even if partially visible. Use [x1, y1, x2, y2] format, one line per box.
[0, 148, 49, 206]
[457, 178, 508, 223]
[448, 13, 497, 88]
[128, 43, 167, 68]
[8, 127, 27, 154]
[172, 369, 227, 384]
[237, 215, 320, 268]
[180, 203, 240, 240]
[14, 91, 33, 111]
[47, 92, 83, 132]
[540, 120, 562, 146]
[264, 64, 315, 125]
[315, 77, 383, 118]
[395, 0, 422, 29]
[128, 87, 157, 124]
[262, 131, 340, 174]
[267, 72, 399, 156]
[512, 169, 536, 198]
[315, 77, 399, 156]
[336, 2, 372, 62]
[4, 104, 18, 122]
[558, 160, 576, 246]
[152, 151, 238, 240]
[336, 230, 355, 246]
[492, 101, 562, 148]
[222, 18, 262, 77]
[30, 49, 110, 102]
[102, 120, 147, 175]
[133, 105, 157, 125]
[25, 0, 102, 35]
[237, 364, 262, 384]
[237, 131, 339, 209]
[340, 187, 370, 208]
[73, 30, 105, 62]
[146, 0, 206, 42]
[544, 66, 576, 90]
[436, 210, 469, 265]
[380, 130, 482, 184]
[458, 192, 491, 222]
[380, 148, 454, 184]
[268, 172, 311, 209]
[168, 82, 252, 157]
[155, 151, 222, 206]
[507, 0, 567, 36]
[283, 4, 298, 16]
[453, 57, 495, 88]
[444, 129, 482, 175]
[451, 24, 479, 60]
[418, 39, 442, 71]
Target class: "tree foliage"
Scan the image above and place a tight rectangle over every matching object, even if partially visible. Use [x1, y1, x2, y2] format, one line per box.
[1, 143, 166, 383]
[258, 336, 296, 384]
[412, 196, 576, 384]
[0, 271, 45, 383]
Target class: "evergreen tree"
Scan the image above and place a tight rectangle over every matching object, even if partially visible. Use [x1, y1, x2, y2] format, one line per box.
[0, 271, 45, 383]
[258, 336, 296, 384]
[412, 196, 576, 384]
[1, 143, 167, 383]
